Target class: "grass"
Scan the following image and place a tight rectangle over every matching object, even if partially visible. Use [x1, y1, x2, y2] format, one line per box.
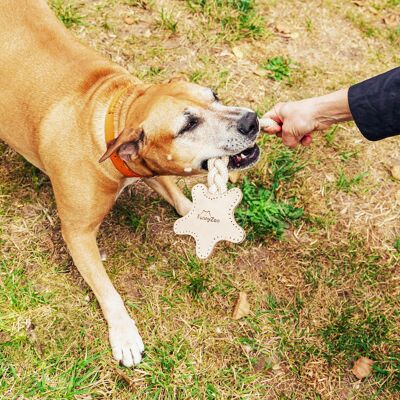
[49, 0, 84, 28]
[394, 238, 400, 252]
[260, 56, 296, 82]
[186, 0, 266, 41]
[236, 177, 303, 240]
[336, 170, 368, 193]
[1, 0, 400, 399]
[158, 8, 178, 33]
[235, 146, 305, 240]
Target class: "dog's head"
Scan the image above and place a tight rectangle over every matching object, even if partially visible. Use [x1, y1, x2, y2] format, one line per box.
[100, 79, 260, 176]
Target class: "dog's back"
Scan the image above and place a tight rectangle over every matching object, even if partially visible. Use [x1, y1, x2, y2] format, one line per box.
[0, 0, 121, 165]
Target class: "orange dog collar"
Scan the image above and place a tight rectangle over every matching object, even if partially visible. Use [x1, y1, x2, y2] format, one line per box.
[105, 87, 142, 178]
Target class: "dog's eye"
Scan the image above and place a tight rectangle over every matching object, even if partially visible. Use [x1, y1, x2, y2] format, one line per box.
[211, 90, 219, 102]
[179, 115, 199, 135]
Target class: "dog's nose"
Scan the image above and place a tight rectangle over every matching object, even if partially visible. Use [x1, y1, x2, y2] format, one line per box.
[237, 112, 259, 137]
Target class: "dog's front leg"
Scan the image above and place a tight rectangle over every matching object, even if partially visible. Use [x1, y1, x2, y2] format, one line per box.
[143, 176, 192, 216]
[51, 175, 144, 367]
[61, 226, 144, 367]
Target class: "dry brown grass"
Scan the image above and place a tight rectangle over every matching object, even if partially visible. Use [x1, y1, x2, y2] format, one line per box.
[1, 0, 399, 399]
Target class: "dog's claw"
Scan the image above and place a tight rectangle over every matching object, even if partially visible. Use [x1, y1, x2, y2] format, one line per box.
[109, 317, 144, 367]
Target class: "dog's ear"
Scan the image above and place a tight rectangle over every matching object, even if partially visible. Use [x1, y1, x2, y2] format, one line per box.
[99, 127, 144, 163]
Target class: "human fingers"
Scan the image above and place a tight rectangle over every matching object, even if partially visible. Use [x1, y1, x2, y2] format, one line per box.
[261, 105, 283, 134]
[300, 134, 312, 146]
[281, 131, 300, 148]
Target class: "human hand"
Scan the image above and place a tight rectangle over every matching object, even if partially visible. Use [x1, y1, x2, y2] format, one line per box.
[261, 99, 320, 147]
[261, 89, 352, 148]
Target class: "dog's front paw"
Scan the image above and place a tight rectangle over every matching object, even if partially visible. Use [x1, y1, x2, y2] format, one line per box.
[108, 317, 144, 367]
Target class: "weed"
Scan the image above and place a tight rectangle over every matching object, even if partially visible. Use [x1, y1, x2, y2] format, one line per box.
[269, 148, 305, 192]
[126, 0, 154, 9]
[0, 260, 49, 311]
[394, 238, 400, 252]
[321, 306, 391, 362]
[305, 17, 314, 32]
[324, 125, 338, 145]
[260, 57, 295, 82]
[186, 0, 265, 41]
[26, 354, 102, 398]
[145, 66, 163, 77]
[236, 177, 303, 239]
[336, 170, 367, 192]
[181, 255, 209, 299]
[346, 11, 376, 38]
[189, 70, 207, 83]
[50, 0, 84, 28]
[136, 336, 202, 398]
[158, 9, 178, 33]
[340, 150, 359, 162]
[112, 203, 148, 234]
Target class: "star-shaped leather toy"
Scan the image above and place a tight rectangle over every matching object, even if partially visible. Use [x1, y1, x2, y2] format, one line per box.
[174, 184, 245, 259]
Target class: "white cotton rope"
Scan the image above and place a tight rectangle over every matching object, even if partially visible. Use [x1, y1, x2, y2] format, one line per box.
[207, 117, 279, 195]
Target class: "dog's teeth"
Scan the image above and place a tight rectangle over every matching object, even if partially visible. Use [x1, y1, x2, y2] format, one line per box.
[240, 153, 247, 159]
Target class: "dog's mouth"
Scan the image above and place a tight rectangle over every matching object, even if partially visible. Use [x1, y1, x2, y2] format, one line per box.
[201, 144, 260, 171]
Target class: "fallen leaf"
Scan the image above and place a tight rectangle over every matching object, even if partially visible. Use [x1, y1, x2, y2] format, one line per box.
[232, 292, 250, 320]
[391, 165, 400, 180]
[351, 357, 374, 379]
[124, 16, 135, 25]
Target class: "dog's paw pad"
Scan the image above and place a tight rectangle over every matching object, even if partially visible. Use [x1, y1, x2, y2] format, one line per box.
[109, 318, 144, 367]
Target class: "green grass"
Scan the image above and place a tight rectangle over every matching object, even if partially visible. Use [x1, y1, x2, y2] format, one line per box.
[336, 170, 368, 192]
[2, 0, 400, 398]
[186, 0, 266, 41]
[325, 125, 339, 145]
[236, 177, 303, 240]
[321, 305, 399, 393]
[126, 0, 154, 9]
[49, 0, 84, 28]
[0, 260, 50, 311]
[260, 56, 296, 82]
[158, 8, 178, 33]
[234, 146, 305, 240]
[394, 238, 400, 252]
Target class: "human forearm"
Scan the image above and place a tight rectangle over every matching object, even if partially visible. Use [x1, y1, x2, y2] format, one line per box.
[311, 88, 353, 130]
[261, 88, 353, 147]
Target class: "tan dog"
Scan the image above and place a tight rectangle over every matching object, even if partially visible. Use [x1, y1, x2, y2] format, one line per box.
[0, 0, 261, 367]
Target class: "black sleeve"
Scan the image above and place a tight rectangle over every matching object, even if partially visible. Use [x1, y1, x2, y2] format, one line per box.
[348, 67, 400, 141]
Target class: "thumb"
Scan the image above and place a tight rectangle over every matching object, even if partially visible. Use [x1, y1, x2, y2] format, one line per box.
[260, 110, 282, 134]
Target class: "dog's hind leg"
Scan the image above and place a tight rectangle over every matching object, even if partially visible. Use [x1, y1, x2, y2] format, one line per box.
[51, 177, 144, 367]
[143, 176, 192, 216]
